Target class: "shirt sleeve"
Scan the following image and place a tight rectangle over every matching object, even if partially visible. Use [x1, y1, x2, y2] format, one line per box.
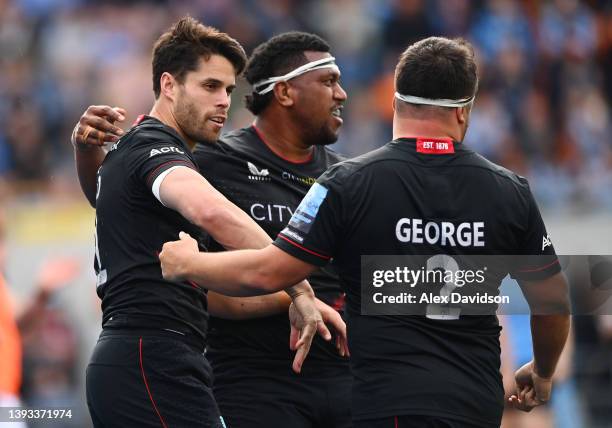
[125, 137, 197, 194]
[273, 169, 347, 267]
[510, 183, 561, 281]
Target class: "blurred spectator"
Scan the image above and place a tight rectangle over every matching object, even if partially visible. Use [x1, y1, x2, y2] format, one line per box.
[0, 206, 81, 426]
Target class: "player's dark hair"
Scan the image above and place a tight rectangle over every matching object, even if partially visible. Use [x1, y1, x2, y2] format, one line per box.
[244, 32, 331, 115]
[152, 16, 247, 99]
[395, 37, 478, 106]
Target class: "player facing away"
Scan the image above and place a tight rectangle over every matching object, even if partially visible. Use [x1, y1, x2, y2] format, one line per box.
[71, 18, 341, 428]
[72, 32, 351, 428]
[160, 37, 571, 428]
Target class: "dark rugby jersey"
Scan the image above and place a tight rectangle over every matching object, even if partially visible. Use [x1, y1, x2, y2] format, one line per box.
[274, 137, 560, 425]
[94, 116, 208, 342]
[193, 125, 348, 377]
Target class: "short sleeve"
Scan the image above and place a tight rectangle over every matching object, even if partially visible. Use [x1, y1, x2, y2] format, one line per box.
[510, 184, 561, 281]
[125, 137, 196, 192]
[273, 171, 346, 267]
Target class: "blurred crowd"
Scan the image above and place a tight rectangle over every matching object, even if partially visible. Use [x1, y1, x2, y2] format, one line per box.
[0, 0, 611, 427]
[0, 0, 611, 208]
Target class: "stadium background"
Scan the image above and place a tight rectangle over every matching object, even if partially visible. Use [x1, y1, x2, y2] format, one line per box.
[0, 0, 611, 427]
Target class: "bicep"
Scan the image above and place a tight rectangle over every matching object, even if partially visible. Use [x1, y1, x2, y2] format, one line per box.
[518, 272, 570, 314]
[157, 166, 232, 225]
[253, 245, 319, 292]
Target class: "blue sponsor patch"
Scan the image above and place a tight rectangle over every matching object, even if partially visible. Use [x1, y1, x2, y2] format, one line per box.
[288, 183, 328, 234]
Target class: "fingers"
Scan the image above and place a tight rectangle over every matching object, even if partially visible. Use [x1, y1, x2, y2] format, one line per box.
[533, 373, 552, 403]
[89, 105, 126, 123]
[292, 323, 315, 374]
[289, 324, 299, 351]
[316, 319, 332, 341]
[179, 231, 191, 240]
[73, 105, 126, 147]
[335, 333, 350, 357]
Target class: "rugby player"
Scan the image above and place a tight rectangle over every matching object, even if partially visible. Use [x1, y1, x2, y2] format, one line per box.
[74, 31, 351, 428]
[70, 17, 339, 427]
[160, 37, 571, 427]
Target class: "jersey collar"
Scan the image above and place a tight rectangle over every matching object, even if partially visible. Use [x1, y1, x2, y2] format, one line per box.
[395, 137, 461, 155]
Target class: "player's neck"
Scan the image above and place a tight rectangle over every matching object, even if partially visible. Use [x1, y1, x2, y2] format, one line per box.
[393, 116, 461, 142]
[253, 116, 314, 163]
[149, 104, 197, 150]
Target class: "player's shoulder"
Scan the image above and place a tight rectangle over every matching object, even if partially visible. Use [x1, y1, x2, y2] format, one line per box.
[120, 117, 187, 152]
[463, 151, 530, 190]
[319, 144, 390, 186]
[320, 146, 346, 165]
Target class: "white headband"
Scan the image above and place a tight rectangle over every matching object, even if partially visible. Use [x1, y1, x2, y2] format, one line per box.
[394, 92, 475, 108]
[253, 57, 339, 95]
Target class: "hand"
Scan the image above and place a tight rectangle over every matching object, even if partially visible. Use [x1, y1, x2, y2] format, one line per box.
[509, 360, 553, 412]
[159, 232, 199, 281]
[71, 105, 126, 148]
[313, 298, 349, 358]
[288, 293, 331, 373]
[36, 256, 81, 296]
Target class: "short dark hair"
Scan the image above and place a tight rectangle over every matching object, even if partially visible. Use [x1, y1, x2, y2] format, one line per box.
[152, 16, 247, 99]
[244, 32, 330, 115]
[395, 37, 478, 105]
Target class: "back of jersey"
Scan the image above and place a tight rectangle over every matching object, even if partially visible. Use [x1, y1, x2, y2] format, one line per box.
[275, 137, 560, 426]
[94, 116, 209, 342]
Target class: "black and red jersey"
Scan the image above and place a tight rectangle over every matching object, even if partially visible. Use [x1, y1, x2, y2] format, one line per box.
[274, 137, 560, 425]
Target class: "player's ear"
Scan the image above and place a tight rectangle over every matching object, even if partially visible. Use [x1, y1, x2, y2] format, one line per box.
[273, 81, 294, 108]
[160, 72, 177, 102]
[455, 106, 468, 124]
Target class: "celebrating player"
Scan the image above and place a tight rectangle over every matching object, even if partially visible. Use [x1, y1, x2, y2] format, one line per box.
[160, 37, 571, 427]
[71, 17, 340, 427]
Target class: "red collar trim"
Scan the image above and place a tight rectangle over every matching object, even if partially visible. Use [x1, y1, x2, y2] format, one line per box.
[399, 136, 456, 154]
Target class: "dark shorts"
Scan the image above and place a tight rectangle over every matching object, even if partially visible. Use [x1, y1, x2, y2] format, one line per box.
[213, 370, 351, 428]
[86, 329, 225, 428]
[353, 415, 495, 428]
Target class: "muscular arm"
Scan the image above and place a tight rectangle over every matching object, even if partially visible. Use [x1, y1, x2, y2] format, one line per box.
[519, 272, 571, 378]
[161, 238, 317, 297]
[159, 167, 272, 251]
[208, 291, 292, 319]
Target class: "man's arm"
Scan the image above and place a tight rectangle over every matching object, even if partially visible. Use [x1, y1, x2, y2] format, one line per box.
[510, 272, 570, 411]
[70, 105, 126, 206]
[160, 232, 316, 296]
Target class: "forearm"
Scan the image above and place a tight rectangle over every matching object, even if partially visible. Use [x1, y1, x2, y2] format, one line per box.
[205, 203, 272, 251]
[208, 291, 292, 320]
[184, 248, 278, 296]
[530, 314, 570, 378]
[74, 144, 107, 207]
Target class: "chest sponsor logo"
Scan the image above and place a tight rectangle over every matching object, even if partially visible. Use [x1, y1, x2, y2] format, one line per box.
[288, 183, 328, 234]
[542, 235, 552, 251]
[281, 171, 316, 186]
[247, 161, 271, 181]
[395, 218, 485, 247]
[250, 203, 294, 223]
[149, 146, 185, 157]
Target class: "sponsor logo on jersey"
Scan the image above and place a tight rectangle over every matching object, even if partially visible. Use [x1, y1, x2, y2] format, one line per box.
[149, 146, 185, 157]
[281, 227, 304, 243]
[288, 183, 328, 234]
[542, 234, 552, 251]
[247, 161, 271, 181]
[395, 218, 485, 247]
[250, 203, 294, 222]
[281, 171, 316, 186]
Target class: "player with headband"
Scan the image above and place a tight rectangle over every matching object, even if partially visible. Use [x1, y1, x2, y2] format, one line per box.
[160, 36, 570, 428]
[71, 32, 351, 428]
